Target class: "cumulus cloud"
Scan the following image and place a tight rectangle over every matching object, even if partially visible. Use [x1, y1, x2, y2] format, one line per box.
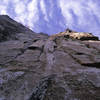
[0, 0, 100, 37]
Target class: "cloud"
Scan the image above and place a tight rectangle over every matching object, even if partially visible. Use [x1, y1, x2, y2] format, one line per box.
[14, 1, 25, 14]
[12, 0, 20, 3]
[40, 0, 49, 22]
[27, 0, 39, 28]
[59, 0, 88, 26]
[0, 5, 7, 15]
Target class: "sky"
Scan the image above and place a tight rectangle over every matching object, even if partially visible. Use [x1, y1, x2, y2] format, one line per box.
[0, 0, 100, 37]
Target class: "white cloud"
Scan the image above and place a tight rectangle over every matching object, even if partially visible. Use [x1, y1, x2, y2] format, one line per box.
[14, 1, 25, 14]
[2, 0, 10, 5]
[14, 13, 28, 25]
[59, 0, 100, 28]
[87, 1, 100, 22]
[14, 0, 39, 29]
[40, 0, 49, 21]
[0, 10, 7, 15]
[27, 0, 38, 12]
[59, 0, 75, 26]
[40, 0, 46, 14]
[27, 0, 39, 23]
[12, 0, 20, 4]
[0, 5, 7, 15]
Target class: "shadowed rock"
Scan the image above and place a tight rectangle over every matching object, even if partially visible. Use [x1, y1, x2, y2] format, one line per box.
[0, 15, 33, 41]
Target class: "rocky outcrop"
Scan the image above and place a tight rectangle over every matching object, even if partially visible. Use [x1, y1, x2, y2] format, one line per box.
[60, 28, 99, 40]
[0, 15, 48, 42]
[0, 15, 100, 100]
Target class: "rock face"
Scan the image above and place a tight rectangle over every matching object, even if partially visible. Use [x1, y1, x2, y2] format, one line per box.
[60, 28, 99, 40]
[0, 16, 100, 100]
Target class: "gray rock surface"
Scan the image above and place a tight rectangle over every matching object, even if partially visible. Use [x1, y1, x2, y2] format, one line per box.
[0, 15, 100, 100]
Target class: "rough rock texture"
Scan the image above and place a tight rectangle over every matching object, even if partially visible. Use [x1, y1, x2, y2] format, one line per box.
[60, 28, 99, 40]
[0, 15, 100, 100]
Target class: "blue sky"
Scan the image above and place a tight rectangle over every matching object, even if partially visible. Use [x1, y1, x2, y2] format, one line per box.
[0, 0, 100, 37]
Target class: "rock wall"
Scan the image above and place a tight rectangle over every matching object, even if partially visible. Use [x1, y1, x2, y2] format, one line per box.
[0, 16, 100, 100]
